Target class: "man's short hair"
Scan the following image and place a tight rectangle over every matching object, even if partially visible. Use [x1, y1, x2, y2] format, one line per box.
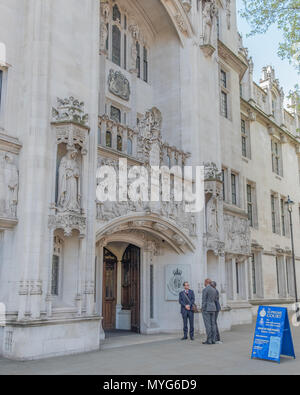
[183, 281, 189, 287]
[211, 281, 217, 288]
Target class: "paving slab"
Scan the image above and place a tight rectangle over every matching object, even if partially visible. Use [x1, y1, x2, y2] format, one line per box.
[0, 324, 299, 375]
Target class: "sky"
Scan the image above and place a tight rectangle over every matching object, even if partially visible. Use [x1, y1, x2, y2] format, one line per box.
[236, 0, 299, 95]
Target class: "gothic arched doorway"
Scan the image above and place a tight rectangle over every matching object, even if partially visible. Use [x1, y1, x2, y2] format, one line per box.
[102, 244, 141, 333]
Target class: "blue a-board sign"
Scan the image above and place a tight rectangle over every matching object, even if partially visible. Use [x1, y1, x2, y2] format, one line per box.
[251, 306, 296, 363]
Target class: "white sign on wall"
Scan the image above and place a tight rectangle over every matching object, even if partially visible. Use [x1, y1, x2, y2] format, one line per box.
[165, 264, 191, 301]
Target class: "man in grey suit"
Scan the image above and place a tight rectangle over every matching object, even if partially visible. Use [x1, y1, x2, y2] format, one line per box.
[202, 279, 218, 345]
[211, 281, 222, 344]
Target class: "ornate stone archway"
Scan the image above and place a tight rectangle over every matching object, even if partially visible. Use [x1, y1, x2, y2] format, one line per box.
[96, 213, 196, 255]
[160, 0, 194, 46]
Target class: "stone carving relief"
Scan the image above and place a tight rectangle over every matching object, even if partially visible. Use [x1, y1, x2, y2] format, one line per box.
[100, 22, 108, 53]
[97, 107, 195, 238]
[204, 162, 223, 181]
[181, 0, 192, 13]
[52, 97, 89, 126]
[226, 0, 231, 30]
[204, 162, 225, 255]
[202, 0, 218, 47]
[101, 1, 110, 23]
[224, 214, 251, 256]
[0, 153, 19, 219]
[206, 196, 218, 235]
[108, 69, 130, 101]
[175, 13, 186, 34]
[129, 22, 140, 71]
[49, 212, 86, 238]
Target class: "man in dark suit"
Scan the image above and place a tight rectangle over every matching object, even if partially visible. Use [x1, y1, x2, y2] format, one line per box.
[211, 281, 222, 344]
[179, 282, 195, 341]
[202, 279, 218, 345]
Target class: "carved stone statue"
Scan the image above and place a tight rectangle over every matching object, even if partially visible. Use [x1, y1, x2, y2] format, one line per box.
[108, 69, 130, 101]
[101, 1, 110, 23]
[57, 148, 81, 213]
[130, 43, 138, 71]
[202, 0, 217, 46]
[100, 23, 108, 52]
[207, 196, 218, 235]
[1, 154, 19, 218]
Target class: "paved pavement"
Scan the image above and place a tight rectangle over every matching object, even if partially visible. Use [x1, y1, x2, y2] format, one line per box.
[0, 324, 299, 375]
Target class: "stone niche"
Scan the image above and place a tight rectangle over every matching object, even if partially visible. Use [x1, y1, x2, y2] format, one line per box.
[0, 133, 22, 230]
[49, 97, 90, 238]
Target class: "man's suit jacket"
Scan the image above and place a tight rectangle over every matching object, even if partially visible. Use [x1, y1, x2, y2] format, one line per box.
[179, 290, 195, 315]
[202, 285, 217, 313]
[215, 289, 221, 312]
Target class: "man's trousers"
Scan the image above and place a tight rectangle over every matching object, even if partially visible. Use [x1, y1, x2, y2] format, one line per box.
[202, 311, 217, 344]
[182, 310, 194, 338]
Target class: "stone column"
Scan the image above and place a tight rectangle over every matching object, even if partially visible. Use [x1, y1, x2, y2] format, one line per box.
[101, 118, 107, 147]
[232, 257, 237, 301]
[140, 244, 153, 333]
[218, 252, 227, 307]
[115, 259, 123, 329]
[16, 0, 52, 321]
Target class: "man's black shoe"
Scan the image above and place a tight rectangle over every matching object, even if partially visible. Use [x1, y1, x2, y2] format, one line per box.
[190, 337, 194, 341]
[202, 341, 212, 345]
[181, 337, 188, 340]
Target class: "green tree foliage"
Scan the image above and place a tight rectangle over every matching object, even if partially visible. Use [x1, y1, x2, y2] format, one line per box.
[240, 0, 300, 72]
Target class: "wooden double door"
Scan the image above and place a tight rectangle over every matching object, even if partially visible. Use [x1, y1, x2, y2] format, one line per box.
[102, 245, 141, 333]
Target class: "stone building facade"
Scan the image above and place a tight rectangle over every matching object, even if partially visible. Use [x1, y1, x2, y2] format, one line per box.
[0, 0, 299, 360]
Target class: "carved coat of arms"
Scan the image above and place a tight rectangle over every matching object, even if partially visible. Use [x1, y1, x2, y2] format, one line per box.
[108, 69, 130, 101]
[167, 268, 184, 297]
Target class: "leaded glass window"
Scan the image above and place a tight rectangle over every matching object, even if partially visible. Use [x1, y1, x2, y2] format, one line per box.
[136, 42, 141, 78]
[271, 195, 276, 233]
[247, 184, 253, 227]
[110, 106, 121, 123]
[221, 92, 228, 118]
[51, 255, 59, 296]
[143, 47, 148, 82]
[127, 138, 133, 156]
[112, 25, 121, 66]
[106, 131, 112, 148]
[117, 135, 122, 151]
[231, 173, 237, 205]
[113, 4, 121, 23]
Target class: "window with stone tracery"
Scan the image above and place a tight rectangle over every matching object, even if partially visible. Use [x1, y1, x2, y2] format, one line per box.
[271, 139, 283, 176]
[241, 119, 251, 159]
[103, 2, 149, 81]
[127, 138, 133, 156]
[51, 235, 63, 297]
[117, 135, 123, 151]
[106, 131, 112, 148]
[220, 68, 230, 119]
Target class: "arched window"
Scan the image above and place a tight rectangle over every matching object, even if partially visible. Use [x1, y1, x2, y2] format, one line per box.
[143, 47, 148, 82]
[127, 138, 133, 156]
[167, 155, 171, 168]
[136, 42, 141, 78]
[117, 135, 123, 152]
[113, 4, 121, 23]
[112, 25, 121, 66]
[110, 106, 121, 123]
[98, 127, 101, 145]
[106, 131, 112, 148]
